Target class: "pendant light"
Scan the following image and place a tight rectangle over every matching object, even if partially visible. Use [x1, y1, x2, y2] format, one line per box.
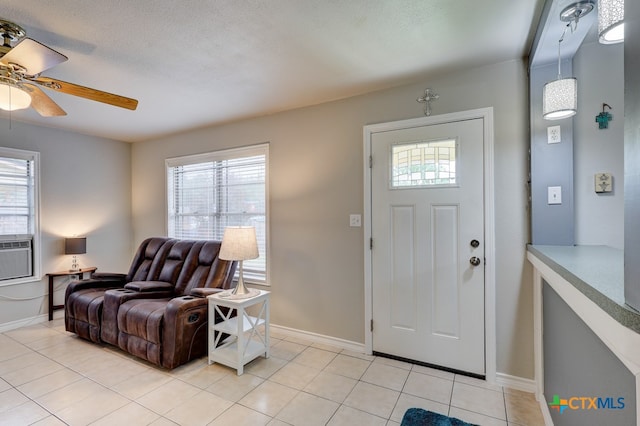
[543, 2, 594, 121]
[543, 32, 577, 120]
[598, 0, 624, 44]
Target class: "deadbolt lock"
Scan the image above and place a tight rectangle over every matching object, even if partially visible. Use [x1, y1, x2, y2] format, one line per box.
[470, 239, 480, 248]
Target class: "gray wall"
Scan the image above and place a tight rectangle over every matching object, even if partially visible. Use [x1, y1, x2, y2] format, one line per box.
[529, 0, 626, 249]
[530, 60, 575, 245]
[132, 59, 534, 379]
[625, 0, 640, 311]
[0, 120, 132, 326]
[544, 281, 635, 425]
[573, 41, 624, 249]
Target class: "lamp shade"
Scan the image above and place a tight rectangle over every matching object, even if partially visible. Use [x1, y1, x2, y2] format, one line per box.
[598, 0, 624, 44]
[219, 226, 259, 261]
[543, 78, 577, 120]
[0, 83, 31, 111]
[65, 237, 87, 255]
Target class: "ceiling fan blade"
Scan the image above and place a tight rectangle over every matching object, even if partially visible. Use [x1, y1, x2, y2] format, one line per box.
[22, 83, 66, 116]
[32, 76, 138, 110]
[0, 38, 68, 75]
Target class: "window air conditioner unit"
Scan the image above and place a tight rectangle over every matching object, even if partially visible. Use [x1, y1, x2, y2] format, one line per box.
[0, 239, 33, 280]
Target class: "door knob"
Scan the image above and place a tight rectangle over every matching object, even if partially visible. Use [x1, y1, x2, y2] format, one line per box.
[470, 256, 481, 266]
[470, 239, 480, 248]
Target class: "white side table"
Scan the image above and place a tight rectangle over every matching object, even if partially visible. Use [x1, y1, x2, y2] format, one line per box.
[208, 290, 270, 375]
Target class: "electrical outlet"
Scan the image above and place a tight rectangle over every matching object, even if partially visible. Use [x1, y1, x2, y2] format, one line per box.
[349, 214, 361, 227]
[547, 126, 561, 144]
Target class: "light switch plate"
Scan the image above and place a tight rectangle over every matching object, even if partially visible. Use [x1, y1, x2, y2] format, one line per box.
[548, 186, 562, 204]
[547, 126, 561, 144]
[595, 173, 613, 193]
[349, 214, 361, 227]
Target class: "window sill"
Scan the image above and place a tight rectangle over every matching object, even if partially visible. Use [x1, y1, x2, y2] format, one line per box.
[0, 275, 42, 288]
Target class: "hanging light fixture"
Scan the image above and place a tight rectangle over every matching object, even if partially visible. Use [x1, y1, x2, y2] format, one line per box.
[543, 2, 594, 121]
[598, 0, 624, 44]
[543, 33, 577, 120]
[0, 82, 31, 111]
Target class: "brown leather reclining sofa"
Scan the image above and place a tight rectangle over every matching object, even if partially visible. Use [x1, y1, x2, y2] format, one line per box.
[65, 237, 237, 369]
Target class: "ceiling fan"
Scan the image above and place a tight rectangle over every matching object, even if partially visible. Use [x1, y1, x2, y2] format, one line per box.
[0, 18, 138, 116]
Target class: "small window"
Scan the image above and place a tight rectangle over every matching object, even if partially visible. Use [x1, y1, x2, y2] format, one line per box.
[0, 147, 40, 285]
[166, 144, 269, 285]
[391, 139, 457, 188]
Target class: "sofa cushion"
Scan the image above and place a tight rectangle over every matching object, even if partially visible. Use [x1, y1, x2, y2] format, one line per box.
[128, 238, 176, 282]
[155, 240, 195, 284]
[174, 241, 226, 295]
[118, 298, 170, 345]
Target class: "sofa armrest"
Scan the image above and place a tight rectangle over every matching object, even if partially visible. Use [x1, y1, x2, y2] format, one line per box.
[125, 281, 174, 292]
[91, 272, 127, 283]
[65, 278, 126, 300]
[190, 287, 226, 298]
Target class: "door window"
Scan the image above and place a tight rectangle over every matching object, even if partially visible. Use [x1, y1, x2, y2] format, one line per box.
[390, 139, 457, 188]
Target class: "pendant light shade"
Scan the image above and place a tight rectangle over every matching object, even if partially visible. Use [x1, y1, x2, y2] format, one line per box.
[598, 0, 624, 44]
[543, 78, 577, 120]
[0, 83, 31, 111]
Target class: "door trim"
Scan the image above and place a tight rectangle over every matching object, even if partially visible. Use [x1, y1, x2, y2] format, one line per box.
[363, 107, 496, 383]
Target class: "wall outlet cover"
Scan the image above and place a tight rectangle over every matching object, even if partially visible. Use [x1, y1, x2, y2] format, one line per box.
[547, 126, 561, 144]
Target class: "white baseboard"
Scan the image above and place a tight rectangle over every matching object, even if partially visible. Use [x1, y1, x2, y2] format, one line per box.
[495, 372, 537, 393]
[270, 323, 366, 354]
[538, 396, 554, 426]
[0, 313, 48, 334]
[495, 372, 555, 424]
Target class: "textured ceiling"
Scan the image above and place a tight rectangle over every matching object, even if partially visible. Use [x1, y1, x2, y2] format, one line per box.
[0, 0, 544, 142]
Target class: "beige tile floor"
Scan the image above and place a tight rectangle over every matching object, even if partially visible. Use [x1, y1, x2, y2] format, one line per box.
[0, 320, 546, 425]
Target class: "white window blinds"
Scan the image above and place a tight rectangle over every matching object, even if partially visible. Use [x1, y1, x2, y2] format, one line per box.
[0, 151, 36, 237]
[166, 144, 268, 283]
[0, 147, 40, 285]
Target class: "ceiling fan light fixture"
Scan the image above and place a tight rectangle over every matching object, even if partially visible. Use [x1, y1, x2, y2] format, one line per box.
[0, 83, 32, 111]
[598, 0, 624, 44]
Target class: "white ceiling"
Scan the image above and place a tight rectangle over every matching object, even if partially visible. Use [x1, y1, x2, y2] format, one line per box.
[0, 0, 544, 142]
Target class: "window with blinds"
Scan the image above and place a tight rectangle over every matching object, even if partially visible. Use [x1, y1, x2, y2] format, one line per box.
[166, 143, 269, 284]
[0, 147, 40, 284]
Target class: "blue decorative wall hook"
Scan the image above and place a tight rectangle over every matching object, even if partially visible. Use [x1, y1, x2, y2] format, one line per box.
[596, 103, 613, 129]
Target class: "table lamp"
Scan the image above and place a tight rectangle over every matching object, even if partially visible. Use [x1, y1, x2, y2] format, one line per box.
[65, 237, 86, 272]
[219, 226, 259, 299]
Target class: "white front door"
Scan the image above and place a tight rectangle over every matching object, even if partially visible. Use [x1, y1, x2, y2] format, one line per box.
[370, 117, 485, 375]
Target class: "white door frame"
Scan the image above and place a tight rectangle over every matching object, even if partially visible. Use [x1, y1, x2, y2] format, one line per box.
[363, 107, 496, 383]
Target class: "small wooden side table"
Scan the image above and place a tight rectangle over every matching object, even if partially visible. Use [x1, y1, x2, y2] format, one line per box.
[47, 267, 97, 321]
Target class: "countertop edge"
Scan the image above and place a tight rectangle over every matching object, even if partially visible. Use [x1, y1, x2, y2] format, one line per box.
[527, 245, 640, 334]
